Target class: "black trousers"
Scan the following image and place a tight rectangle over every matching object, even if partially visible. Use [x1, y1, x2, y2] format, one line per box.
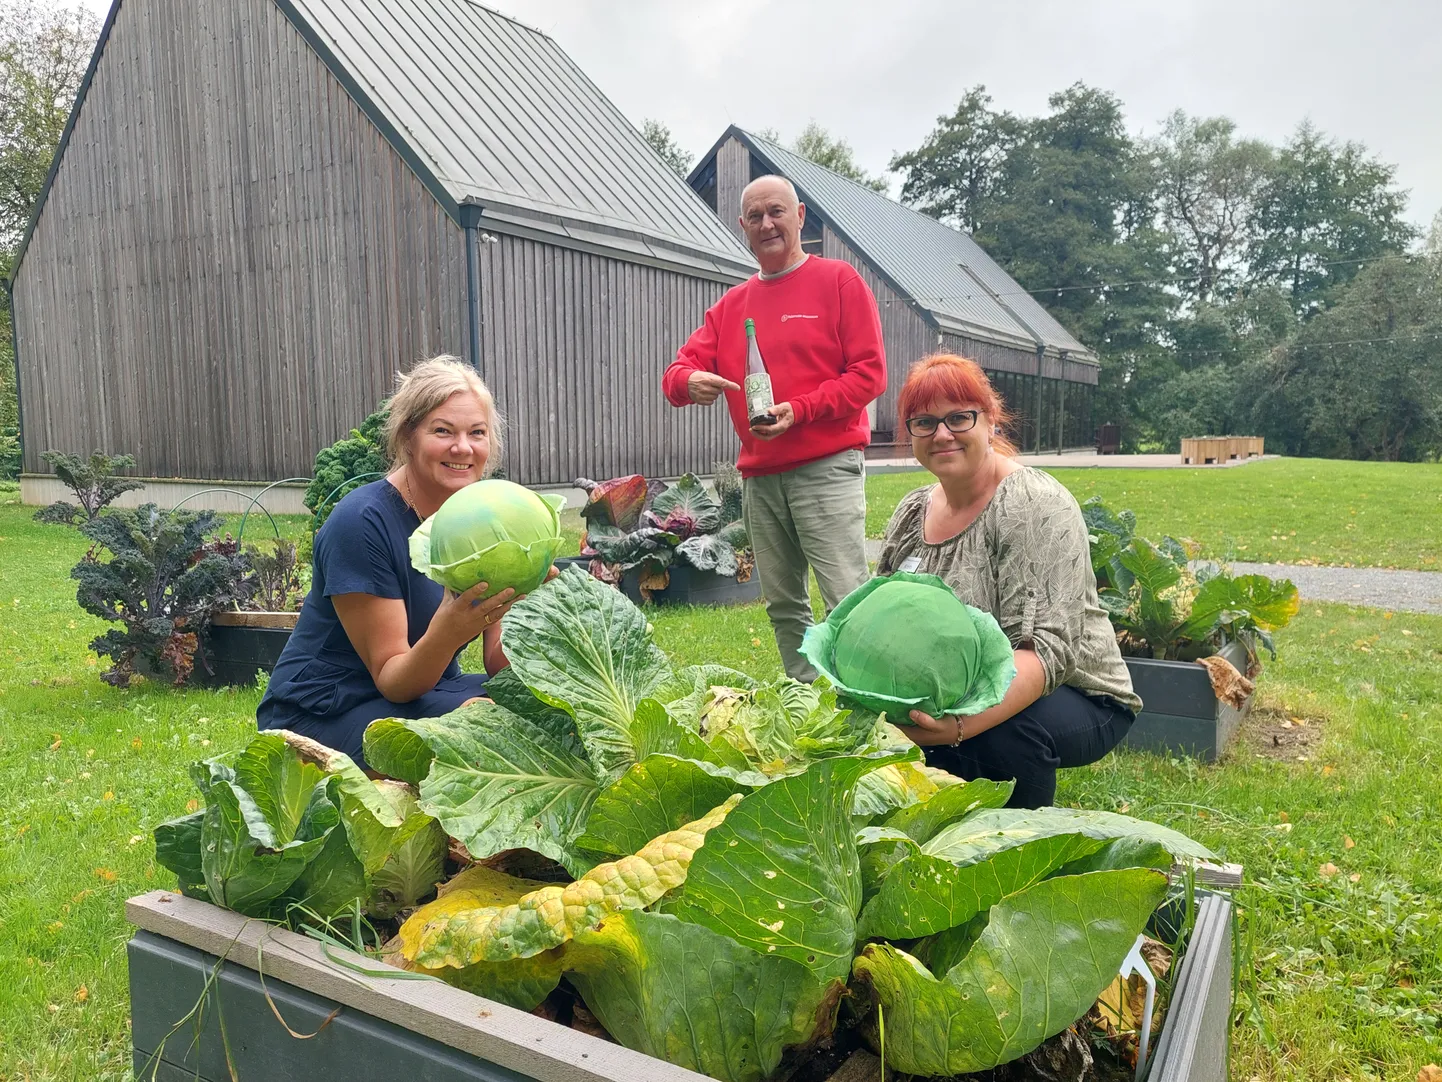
[922, 684, 1135, 809]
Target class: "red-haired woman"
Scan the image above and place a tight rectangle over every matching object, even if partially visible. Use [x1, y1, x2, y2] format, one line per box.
[875, 354, 1140, 808]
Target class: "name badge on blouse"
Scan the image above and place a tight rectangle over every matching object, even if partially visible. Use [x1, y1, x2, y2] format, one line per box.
[898, 555, 922, 573]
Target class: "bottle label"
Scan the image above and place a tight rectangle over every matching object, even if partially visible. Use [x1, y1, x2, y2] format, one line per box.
[744, 373, 774, 420]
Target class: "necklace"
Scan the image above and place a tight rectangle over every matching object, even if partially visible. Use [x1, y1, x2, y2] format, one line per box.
[399, 466, 418, 517]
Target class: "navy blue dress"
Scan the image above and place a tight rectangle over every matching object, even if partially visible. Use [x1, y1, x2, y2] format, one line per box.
[257, 479, 487, 765]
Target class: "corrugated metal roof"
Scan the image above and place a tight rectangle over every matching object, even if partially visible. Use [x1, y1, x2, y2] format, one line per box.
[282, 0, 755, 278]
[732, 129, 1093, 360]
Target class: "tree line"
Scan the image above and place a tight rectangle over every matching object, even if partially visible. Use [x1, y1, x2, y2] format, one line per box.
[647, 89, 1441, 462]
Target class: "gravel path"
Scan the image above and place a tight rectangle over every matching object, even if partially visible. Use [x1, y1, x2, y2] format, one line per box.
[861, 541, 1442, 615]
[1227, 562, 1442, 615]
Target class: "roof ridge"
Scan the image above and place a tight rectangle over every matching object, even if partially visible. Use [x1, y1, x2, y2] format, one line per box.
[737, 126, 990, 250]
[455, 0, 553, 42]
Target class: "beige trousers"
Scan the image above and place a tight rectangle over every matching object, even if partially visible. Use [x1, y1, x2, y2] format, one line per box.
[741, 448, 871, 680]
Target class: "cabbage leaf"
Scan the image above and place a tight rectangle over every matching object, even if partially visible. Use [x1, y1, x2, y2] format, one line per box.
[852, 867, 1170, 1075]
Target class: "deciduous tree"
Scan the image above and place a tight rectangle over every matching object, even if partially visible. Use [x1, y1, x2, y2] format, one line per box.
[1247, 122, 1415, 316]
[640, 118, 693, 178]
[1147, 112, 1271, 305]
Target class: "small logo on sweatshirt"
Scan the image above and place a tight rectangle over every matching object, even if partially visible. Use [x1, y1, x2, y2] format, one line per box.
[780, 313, 819, 322]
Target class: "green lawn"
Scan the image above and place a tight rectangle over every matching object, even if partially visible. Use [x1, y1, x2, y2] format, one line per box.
[864, 457, 1442, 570]
[3, 487, 1442, 1080]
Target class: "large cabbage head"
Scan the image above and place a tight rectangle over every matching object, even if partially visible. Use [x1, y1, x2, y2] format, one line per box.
[410, 479, 567, 598]
[800, 572, 1016, 720]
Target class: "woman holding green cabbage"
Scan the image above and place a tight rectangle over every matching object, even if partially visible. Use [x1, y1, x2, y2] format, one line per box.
[258, 357, 526, 766]
[872, 354, 1140, 808]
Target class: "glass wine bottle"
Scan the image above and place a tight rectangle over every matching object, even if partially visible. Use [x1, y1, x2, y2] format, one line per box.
[744, 318, 776, 426]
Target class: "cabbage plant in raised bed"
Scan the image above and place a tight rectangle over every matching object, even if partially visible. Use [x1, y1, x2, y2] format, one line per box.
[155, 567, 1214, 1082]
[575, 465, 753, 597]
[1083, 496, 1300, 667]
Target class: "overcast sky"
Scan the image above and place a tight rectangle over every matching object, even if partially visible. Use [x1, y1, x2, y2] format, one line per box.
[80, 0, 1442, 230]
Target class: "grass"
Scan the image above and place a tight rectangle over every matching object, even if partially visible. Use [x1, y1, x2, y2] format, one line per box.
[3, 483, 1442, 1079]
[864, 457, 1442, 571]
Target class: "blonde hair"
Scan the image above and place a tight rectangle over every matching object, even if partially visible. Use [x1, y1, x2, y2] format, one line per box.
[383, 355, 504, 473]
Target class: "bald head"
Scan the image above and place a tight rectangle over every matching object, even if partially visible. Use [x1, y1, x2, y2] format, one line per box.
[739, 174, 798, 215]
[739, 174, 807, 275]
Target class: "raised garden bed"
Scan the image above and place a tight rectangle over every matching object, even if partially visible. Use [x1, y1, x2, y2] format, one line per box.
[125, 888, 1233, 1082]
[192, 611, 298, 689]
[552, 555, 762, 607]
[1121, 640, 1254, 763]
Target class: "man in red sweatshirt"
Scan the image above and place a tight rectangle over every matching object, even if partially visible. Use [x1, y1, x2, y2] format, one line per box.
[663, 175, 886, 679]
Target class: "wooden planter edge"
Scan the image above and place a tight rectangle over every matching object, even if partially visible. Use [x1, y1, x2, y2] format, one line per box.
[125, 891, 709, 1082]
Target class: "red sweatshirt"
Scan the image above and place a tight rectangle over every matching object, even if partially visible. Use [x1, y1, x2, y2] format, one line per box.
[663, 256, 887, 478]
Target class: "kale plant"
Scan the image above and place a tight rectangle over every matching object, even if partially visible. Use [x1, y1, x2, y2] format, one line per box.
[303, 407, 389, 533]
[72, 505, 254, 686]
[32, 449, 145, 525]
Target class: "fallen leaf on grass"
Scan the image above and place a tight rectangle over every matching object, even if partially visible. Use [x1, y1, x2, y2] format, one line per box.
[94, 868, 117, 882]
[46, 1003, 59, 1013]
[131, 738, 143, 749]
[1418, 1066, 1442, 1082]
[102, 791, 114, 801]
[1273, 823, 1293, 833]
[74, 985, 88, 1003]
[128, 834, 144, 845]
[1319, 863, 1339, 878]
[16, 824, 29, 837]
[1278, 811, 1290, 822]
[1349, 873, 1361, 884]
[1344, 836, 1355, 849]
[185, 799, 200, 813]
[1322, 764, 1336, 776]
[48, 736, 62, 751]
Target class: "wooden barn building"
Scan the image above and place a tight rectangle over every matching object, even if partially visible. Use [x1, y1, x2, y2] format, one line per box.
[11, 0, 757, 506]
[689, 127, 1099, 454]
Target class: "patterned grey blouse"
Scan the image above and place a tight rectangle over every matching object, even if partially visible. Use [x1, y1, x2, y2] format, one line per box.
[875, 467, 1141, 713]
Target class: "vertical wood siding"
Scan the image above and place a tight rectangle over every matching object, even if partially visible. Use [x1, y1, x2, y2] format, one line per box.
[715, 138, 749, 242]
[14, 0, 465, 480]
[821, 226, 936, 435]
[14, 0, 737, 485]
[476, 234, 736, 484]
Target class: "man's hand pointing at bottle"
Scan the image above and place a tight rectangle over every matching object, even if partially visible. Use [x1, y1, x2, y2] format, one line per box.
[687, 371, 740, 405]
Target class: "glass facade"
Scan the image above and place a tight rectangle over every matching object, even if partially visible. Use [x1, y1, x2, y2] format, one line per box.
[982, 370, 1094, 453]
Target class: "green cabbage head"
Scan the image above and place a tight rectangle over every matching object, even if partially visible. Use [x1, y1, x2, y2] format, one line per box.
[410, 479, 567, 598]
[800, 572, 1016, 720]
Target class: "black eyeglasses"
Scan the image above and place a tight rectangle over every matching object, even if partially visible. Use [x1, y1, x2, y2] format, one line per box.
[905, 410, 981, 438]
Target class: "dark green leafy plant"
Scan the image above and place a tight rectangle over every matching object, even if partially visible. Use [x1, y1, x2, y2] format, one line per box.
[303, 407, 389, 532]
[32, 449, 145, 525]
[71, 505, 253, 686]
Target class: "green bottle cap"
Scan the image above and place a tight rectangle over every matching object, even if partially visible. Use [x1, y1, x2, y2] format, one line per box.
[745, 318, 755, 334]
